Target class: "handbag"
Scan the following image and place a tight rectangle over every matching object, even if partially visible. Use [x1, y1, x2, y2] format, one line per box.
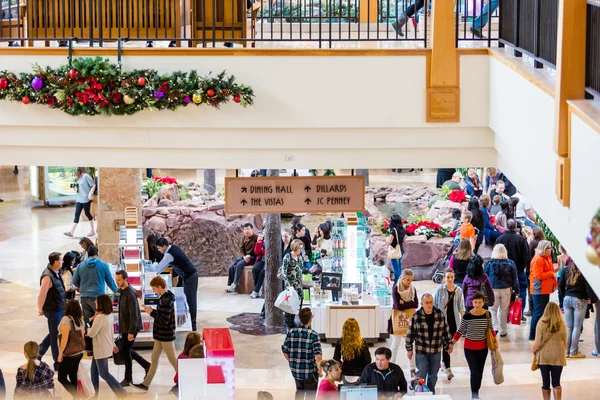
[531, 332, 556, 371]
[59, 316, 85, 356]
[485, 311, 498, 351]
[113, 337, 125, 365]
[391, 309, 415, 337]
[387, 228, 403, 260]
[509, 297, 523, 325]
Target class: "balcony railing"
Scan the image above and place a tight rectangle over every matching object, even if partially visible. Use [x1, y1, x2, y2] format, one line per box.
[0, 0, 502, 48]
[499, 0, 559, 68]
[586, 0, 600, 97]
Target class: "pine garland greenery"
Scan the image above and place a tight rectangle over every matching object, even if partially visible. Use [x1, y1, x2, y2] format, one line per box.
[0, 57, 254, 116]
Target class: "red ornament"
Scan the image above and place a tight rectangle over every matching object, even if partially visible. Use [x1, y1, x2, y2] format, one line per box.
[233, 95, 241, 103]
[47, 97, 55, 106]
[138, 77, 147, 86]
[206, 88, 215, 97]
[22, 96, 30, 105]
[0, 78, 7, 90]
[68, 69, 79, 79]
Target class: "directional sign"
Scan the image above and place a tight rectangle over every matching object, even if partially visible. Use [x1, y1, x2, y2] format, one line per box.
[225, 176, 365, 215]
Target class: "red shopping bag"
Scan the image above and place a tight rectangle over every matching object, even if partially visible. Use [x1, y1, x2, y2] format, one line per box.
[509, 297, 523, 325]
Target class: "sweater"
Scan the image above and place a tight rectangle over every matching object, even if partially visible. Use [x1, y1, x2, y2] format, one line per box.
[240, 234, 258, 257]
[449, 257, 470, 284]
[71, 257, 118, 298]
[333, 339, 372, 377]
[87, 313, 115, 359]
[462, 274, 495, 308]
[434, 284, 465, 329]
[150, 290, 176, 342]
[534, 320, 567, 366]
[453, 311, 495, 350]
[530, 255, 556, 295]
[359, 362, 407, 397]
[484, 259, 519, 292]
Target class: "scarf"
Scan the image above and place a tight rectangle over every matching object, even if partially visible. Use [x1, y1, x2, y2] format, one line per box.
[397, 283, 415, 302]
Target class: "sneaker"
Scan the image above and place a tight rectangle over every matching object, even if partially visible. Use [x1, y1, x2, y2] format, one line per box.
[529, 340, 535, 346]
[592, 350, 599, 357]
[133, 383, 149, 391]
[579, 337, 584, 342]
[469, 26, 486, 39]
[120, 379, 131, 387]
[225, 284, 237, 293]
[250, 291, 259, 299]
[500, 333, 508, 337]
[570, 352, 586, 359]
[524, 311, 533, 317]
[521, 315, 527, 322]
[445, 367, 454, 381]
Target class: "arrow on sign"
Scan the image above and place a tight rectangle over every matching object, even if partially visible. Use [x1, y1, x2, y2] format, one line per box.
[304, 186, 312, 192]
[241, 187, 247, 193]
[241, 199, 248, 206]
[305, 198, 312, 205]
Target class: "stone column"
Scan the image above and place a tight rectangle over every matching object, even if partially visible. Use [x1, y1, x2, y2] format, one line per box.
[97, 168, 142, 264]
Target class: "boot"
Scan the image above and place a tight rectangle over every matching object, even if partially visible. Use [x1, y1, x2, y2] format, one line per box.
[553, 386, 562, 400]
[542, 389, 551, 400]
[391, 13, 407, 37]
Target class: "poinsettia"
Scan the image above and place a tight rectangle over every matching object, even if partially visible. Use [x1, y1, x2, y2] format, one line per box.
[405, 220, 448, 238]
[448, 190, 467, 203]
[152, 176, 178, 185]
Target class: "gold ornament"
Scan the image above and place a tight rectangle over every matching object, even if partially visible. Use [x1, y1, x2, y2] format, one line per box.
[586, 244, 600, 266]
[123, 94, 135, 105]
[192, 94, 203, 104]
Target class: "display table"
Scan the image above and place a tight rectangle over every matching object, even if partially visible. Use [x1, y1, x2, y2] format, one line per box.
[178, 359, 228, 400]
[203, 328, 235, 400]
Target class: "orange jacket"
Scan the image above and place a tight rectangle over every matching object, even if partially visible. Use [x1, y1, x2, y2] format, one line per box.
[530, 255, 556, 295]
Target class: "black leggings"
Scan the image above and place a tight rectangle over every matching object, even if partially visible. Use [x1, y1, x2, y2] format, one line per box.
[405, 0, 426, 18]
[58, 353, 83, 397]
[539, 365, 562, 390]
[464, 348, 488, 397]
[73, 201, 93, 223]
[442, 321, 457, 368]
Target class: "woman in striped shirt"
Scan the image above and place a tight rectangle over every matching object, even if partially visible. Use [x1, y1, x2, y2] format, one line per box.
[451, 292, 496, 400]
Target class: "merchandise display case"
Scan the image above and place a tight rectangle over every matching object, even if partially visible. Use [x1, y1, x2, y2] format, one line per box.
[310, 214, 392, 342]
[29, 166, 79, 205]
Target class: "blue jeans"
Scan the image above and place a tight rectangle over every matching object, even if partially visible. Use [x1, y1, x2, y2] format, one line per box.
[91, 357, 127, 398]
[563, 296, 587, 355]
[0, 368, 5, 399]
[519, 217, 538, 230]
[471, 0, 499, 31]
[390, 258, 403, 287]
[529, 294, 550, 340]
[415, 352, 441, 394]
[517, 271, 528, 313]
[39, 310, 63, 369]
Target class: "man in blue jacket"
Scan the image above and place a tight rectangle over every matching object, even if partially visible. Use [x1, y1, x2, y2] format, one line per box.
[72, 245, 119, 326]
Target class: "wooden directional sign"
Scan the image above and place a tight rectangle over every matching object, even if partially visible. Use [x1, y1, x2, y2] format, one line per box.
[225, 176, 365, 215]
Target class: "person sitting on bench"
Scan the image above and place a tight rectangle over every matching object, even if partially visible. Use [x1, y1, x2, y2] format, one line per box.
[250, 232, 266, 299]
[226, 223, 257, 293]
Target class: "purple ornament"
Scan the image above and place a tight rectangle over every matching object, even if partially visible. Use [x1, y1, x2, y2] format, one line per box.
[31, 77, 44, 91]
[153, 91, 165, 100]
[587, 232, 594, 245]
[183, 96, 191, 104]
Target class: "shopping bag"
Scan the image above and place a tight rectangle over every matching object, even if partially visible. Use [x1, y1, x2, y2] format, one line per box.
[392, 309, 415, 337]
[275, 286, 300, 315]
[113, 337, 125, 365]
[509, 297, 523, 326]
[77, 364, 95, 398]
[490, 349, 504, 385]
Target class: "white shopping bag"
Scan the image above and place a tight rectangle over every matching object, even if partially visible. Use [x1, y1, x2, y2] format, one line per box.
[77, 363, 96, 399]
[490, 349, 504, 385]
[275, 286, 300, 314]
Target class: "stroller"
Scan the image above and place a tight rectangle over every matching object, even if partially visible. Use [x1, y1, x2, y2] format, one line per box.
[431, 240, 459, 284]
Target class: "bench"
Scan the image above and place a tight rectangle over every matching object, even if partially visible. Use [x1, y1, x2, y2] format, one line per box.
[236, 265, 254, 294]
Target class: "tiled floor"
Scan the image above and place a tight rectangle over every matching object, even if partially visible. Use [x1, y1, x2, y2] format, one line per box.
[1, 167, 600, 399]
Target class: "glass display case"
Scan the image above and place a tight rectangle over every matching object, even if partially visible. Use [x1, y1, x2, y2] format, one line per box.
[29, 166, 78, 205]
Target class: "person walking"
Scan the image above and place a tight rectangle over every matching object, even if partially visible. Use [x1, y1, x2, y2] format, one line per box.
[558, 259, 592, 359]
[14, 342, 55, 398]
[405, 293, 452, 394]
[434, 269, 465, 381]
[86, 295, 127, 399]
[462, 255, 495, 312]
[470, 0, 499, 38]
[37, 252, 66, 371]
[525, 228, 546, 317]
[281, 307, 323, 400]
[484, 244, 519, 337]
[387, 214, 407, 287]
[529, 240, 557, 344]
[134, 276, 178, 391]
[449, 239, 473, 286]
[452, 292, 496, 400]
[282, 239, 308, 331]
[71, 245, 118, 328]
[389, 269, 418, 376]
[156, 238, 199, 331]
[57, 299, 85, 398]
[316, 360, 341, 400]
[115, 270, 151, 387]
[64, 167, 96, 238]
[533, 302, 567, 400]
[496, 219, 531, 318]
[333, 318, 372, 384]
[359, 347, 407, 399]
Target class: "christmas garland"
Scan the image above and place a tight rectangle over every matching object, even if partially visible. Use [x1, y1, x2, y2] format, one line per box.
[0, 57, 254, 116]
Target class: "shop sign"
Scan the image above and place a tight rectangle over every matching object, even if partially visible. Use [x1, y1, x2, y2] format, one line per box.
[225, 176, 365, 214]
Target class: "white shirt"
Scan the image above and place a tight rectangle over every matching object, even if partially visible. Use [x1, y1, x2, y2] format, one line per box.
[512, 193, 532, 218]
[156, 245, 174, 273]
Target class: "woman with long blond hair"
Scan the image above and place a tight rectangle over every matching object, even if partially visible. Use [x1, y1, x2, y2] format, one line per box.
[14, 341, 55, 398]
[533, 302, 567, 400]
[64, 167, 96, 238]
[449, 239, 473, 285]
[333, 318, 372, 384]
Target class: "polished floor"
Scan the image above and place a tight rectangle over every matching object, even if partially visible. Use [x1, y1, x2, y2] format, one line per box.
[1, 167, 599, 399]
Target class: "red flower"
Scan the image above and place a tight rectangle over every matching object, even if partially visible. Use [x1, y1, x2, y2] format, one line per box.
[153, 176, 178, 185]
[448, 190, 467, 203]
[450, 231, 457, 237]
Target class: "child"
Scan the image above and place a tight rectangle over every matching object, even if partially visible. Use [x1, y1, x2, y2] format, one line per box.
[172, 332, 202, 394]
[460, 211, 477, 250]
[450, 209, 462, 243]
[489, 195, 502, 216]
